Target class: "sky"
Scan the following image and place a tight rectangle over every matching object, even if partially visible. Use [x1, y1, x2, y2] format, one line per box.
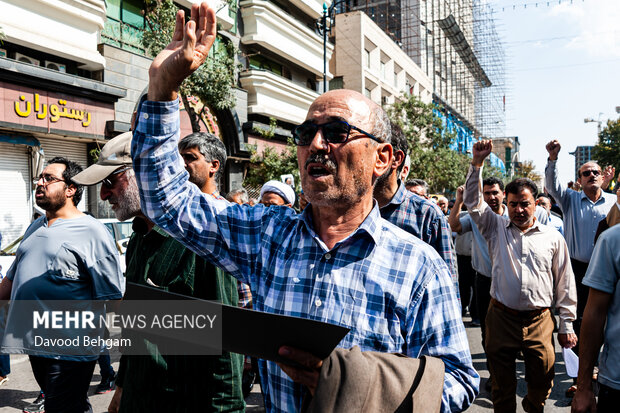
[491, 0, 620, 184]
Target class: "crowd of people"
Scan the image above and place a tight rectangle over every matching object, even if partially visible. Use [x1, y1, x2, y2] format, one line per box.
[0, 2, 619, 413]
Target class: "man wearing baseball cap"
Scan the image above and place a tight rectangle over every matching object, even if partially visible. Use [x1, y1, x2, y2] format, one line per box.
[73, 133, 244, 413]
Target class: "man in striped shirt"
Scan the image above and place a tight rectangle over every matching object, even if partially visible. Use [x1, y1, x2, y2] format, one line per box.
[131, 3, 478, 412]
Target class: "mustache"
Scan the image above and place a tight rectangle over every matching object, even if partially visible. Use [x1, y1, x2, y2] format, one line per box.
[305, 153, 337, 172]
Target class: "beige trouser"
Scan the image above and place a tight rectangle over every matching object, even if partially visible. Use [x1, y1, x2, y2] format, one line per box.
[486, 302, 556, 413]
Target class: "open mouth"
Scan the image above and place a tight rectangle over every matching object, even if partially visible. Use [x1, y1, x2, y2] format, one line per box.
[307, 164, 331, 178]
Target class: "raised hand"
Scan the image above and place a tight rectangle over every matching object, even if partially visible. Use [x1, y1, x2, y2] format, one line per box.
[472, 139, 493, 167]
[546, 140, 561, 161]
[601, 165, 615, 191]
[455, 185, 464, 203]
[148, 2, 217, 101]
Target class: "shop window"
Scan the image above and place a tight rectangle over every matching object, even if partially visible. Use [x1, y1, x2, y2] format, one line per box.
[102, 0, 146, 54]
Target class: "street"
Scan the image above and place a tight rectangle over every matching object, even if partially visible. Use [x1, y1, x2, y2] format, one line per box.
[0, 315, 577, 412]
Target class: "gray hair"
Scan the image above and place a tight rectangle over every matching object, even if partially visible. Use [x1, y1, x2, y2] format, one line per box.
[405, 179, 429, 192]
[370, 105, 392, 144]
[178, 132, 227, 189]
[226, 188, 249, 204]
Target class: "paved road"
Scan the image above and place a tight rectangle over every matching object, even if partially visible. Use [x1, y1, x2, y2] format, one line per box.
[0, 316, 577, 412]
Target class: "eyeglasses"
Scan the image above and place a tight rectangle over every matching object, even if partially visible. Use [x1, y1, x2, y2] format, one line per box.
[33, 174, 65, 186]
[580, 170, 601, 177]
[102, 166, 131, 188]
[292, 120, 382, 146]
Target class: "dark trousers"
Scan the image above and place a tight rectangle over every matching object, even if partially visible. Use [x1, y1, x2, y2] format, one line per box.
[0, 354, 9, 376]
[571, 258, 590, 356]
[97, 354, 114, 380]
[457, 254, 476, 317]
[475, 272, 492, 350]
[598, 383, 620, 413]
[29, 356, 96, 413]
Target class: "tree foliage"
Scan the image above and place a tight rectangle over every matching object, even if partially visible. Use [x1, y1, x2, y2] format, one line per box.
[388, 94, 470, 193]
[243, 138, 300, 191]
[593, 118, 620, 172]
[142, 0, 239, 132]
[513, 159, 542, 183]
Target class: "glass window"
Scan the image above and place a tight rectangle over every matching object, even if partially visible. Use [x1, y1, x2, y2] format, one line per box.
[380, 61, 385, 78]
[364, 88, 371, 98]
[364, 50, 370, 68]
[122, 0, 144, 28]
[102, 0, 145, 53]
[107, 0, 121, 20]
[249, 55, 283, 77]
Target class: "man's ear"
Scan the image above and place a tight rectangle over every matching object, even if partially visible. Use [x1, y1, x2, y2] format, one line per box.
[210, 159, 220, 174]
[393, 150, 405, 171]
[65, 183, 77, 199]
[374, 143, 393, 178]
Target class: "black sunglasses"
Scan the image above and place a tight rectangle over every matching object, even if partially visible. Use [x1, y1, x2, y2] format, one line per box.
[102, 166, 131, 188]
[580, 170, 601, 178]
[292, 120, 382, 146]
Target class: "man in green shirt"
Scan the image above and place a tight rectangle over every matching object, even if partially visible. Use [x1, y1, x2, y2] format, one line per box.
[73, 132, 244, 412]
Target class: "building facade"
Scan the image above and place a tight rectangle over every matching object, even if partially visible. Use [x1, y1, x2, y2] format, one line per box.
[239, 0, 333, 161]
[0, 0, 125, 247]
[331, 11, 432, 107]
[569, 145, 594, 181]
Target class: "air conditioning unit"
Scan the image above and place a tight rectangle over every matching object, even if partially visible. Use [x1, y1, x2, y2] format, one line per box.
[0, 49, 6, 58]
[15, 53, 39, 66]
[45, 61, 67, 73]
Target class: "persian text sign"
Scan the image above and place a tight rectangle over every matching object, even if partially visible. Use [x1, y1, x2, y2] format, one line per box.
[0, 82, 114, 138]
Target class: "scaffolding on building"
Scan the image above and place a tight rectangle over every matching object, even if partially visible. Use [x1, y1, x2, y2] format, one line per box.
[337, 0, 506, 142]
[472, 1, 506, 140]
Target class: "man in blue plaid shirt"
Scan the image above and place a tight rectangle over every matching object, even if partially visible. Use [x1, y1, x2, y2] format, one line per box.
[374, 123, 458, 283]
[131, 3, 478, 412]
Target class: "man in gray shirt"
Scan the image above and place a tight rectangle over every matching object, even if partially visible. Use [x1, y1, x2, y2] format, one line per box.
[0, 157, 125, 413]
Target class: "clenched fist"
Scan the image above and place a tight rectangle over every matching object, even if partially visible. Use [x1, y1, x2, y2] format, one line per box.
[546, 140, 561, 161]
[472, 139, 493, 167]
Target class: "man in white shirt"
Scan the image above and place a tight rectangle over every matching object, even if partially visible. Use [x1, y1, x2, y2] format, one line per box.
[466, 140, 577, 413]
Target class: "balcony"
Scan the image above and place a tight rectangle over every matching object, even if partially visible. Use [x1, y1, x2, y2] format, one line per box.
[289, 0, 332, 19]
[241, 0, 333, 78]
[240, 69, 319, 124]
[0, 0, 106, 70]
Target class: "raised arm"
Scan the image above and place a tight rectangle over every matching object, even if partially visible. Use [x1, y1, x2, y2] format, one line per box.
[544, 140, 569, 206]
[463, 140, 503, 238]
[448, 186, 464, 233]
[131, 2, 266, 286]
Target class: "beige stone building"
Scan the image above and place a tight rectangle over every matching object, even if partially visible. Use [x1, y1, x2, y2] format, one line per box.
[331, 11, 432, 106]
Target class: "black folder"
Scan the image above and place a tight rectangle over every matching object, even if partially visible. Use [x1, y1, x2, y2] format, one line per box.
[123, 282, 350, 365]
